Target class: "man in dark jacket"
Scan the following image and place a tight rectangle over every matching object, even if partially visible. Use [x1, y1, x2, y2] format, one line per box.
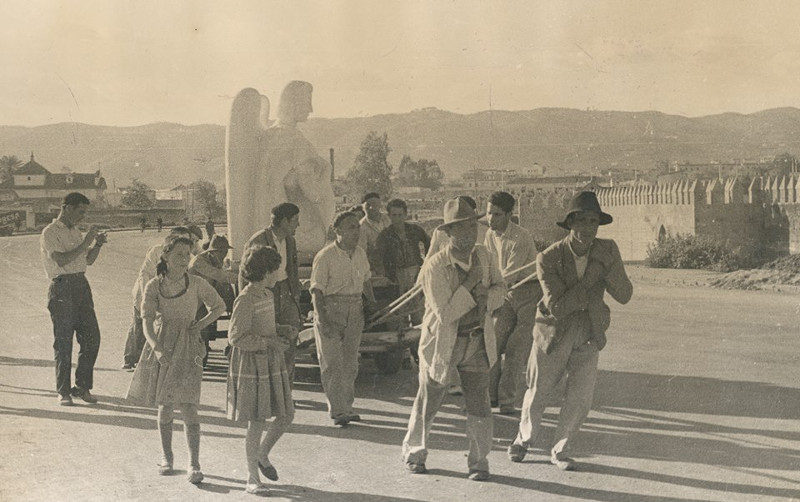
[508, 191, 632, 470]
[239, 203, 303, 383]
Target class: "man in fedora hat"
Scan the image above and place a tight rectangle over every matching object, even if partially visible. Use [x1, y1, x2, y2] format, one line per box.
[402, 197, 505, 481]
[507, 191, 632, 470]
[239, 202, 304, 384]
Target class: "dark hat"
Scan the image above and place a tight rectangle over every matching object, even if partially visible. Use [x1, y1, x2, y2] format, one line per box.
[557, 191, 613, 230]
[436, 197, 485, 231]
[206, 234, 233, 251]
[186, 224, 203, 240]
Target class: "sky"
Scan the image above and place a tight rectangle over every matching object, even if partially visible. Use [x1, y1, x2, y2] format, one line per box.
[2, 0, 800, 127]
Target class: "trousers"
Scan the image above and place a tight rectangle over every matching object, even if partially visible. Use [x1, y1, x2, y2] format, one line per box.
[313, 295, 363, 417]
[403, 333, 493, 472]
[272, 279, 301, 385]
[47, 273, 101, 396]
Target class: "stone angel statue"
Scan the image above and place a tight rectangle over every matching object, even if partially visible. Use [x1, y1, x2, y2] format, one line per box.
[225, 81, 336, 264]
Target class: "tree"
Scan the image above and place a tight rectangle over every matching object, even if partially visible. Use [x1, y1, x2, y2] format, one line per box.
[396, 154, 443, 190]
[189, 179, 223, 219]
[0, 155, 22, 183]
[121, 179, 154, 209]
[346, 131, 393, 198]
[770, 153, 798, 176]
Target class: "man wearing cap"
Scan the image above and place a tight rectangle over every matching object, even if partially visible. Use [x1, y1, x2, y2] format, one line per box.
[121, 226, 201, 370]
[41, 192, 107, 406]
[358, 192, 391, 276]
[190, 234, 238, 362]
[402, 197, 505, 481]
[508, 191, 632, 470]
[484, 191, 541, 415]
[311, 211, 377, 426]
[240, 202, 303, 383]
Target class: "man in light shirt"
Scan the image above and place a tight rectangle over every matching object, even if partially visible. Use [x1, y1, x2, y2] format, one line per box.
[402, 197, 505, 481]
[484, 191, 541, 415]
[240, 202, 303, 383]
[311, 211, 377, 426]
[358, 192, 390, 276]
[40, 192, 107, 406]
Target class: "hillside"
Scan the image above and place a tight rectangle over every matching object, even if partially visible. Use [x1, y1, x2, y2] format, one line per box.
[2, 107, 800, 189]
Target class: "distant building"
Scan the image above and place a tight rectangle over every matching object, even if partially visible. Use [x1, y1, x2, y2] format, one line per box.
[0, 153, 107, 213]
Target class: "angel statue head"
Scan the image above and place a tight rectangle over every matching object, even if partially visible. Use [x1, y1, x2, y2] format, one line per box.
[277, 80, 313, 125]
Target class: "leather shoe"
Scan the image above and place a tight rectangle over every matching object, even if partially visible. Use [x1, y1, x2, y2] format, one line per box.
[507, 442, 527, 463]
[158, 461, 173, 475]
[405, 462, 427, 474]
[71, 386, 98, 404]
[346, 414, 361, 422]
[468, 470, 490, 481]
[333, 415, 350, 426]
[58, 394, 73, 406]
[257, 461, 278, 481]
[550, 454, 576, 471]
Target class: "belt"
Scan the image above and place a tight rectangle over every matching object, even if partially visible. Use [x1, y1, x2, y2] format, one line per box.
[457, 327, 484, 338]
[53, 272, 85, 280]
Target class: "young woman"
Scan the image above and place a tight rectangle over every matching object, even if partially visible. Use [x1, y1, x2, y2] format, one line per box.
[127, 236, 225, 484]
[227, 245, 296, 495]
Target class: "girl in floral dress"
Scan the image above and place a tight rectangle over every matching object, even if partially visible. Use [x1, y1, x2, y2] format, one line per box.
[227, 245, 296, 495]
[127, 236, 225, 484]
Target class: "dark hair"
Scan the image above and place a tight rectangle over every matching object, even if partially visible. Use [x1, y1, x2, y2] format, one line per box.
[489, 191, 515, 213]
[349, 204, 366, 216]
[156, 236, 194, 277]
[361, 192, 381, 204]
[333, 211, 359, 229]
[62, 192, 90, 207]
[457, 195, 477, 210]
[386, 198, 408, 214]
[271, 202, 300, 226]
[170, 226, 190, 236]
[241, 245, 282, 283]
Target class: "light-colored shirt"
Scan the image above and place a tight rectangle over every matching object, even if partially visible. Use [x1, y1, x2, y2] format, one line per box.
[484, 221, 538, 285]
[310, 242, 371, 296]
[569, 244, 589, 280]
[40, 219, 88, 279]
[271, 230, 288, 282]
[132, 244, 163, 308]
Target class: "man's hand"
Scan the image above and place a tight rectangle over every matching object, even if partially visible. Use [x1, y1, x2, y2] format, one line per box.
[472, 283, 488, 317]
[463, 249, 483, 291]
[94, 231, 108, 247]
[83, 225, 100, 247]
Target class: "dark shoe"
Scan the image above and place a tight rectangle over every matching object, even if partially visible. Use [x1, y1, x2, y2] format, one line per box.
[187, 470, 204, 484]
[468, 469, 490, 481]
[346, 414, 361, 422]
[405, 462, 427, 474]
[333, 415, 350, 427]
[58, 394, 73, 406]
[508, 442, 527, 463]
[121, 362, 134, 370]
[550, 454, 576, 471]
[71, 386, 98, 404]
[258, 461, 279, 481]
[498, 404, 516, 415]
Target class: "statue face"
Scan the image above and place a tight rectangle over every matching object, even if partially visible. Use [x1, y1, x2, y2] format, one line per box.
[295, 91, 313, 122]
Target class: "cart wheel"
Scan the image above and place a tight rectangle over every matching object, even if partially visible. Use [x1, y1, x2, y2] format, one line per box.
[374, 351, 405, 375]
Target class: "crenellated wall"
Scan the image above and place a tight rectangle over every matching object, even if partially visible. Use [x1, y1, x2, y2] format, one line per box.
[515, 175, 800, 261]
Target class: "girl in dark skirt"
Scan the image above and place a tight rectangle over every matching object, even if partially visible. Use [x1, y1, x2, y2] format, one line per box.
[227, 245, 296, 495]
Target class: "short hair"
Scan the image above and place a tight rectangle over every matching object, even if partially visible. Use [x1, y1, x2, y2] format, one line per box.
[185, 224, 203, 240]
[170, 226, 190, 236]
[349, 204, 366, 216]
[271, 202, 300, 226]
[361, 192, 381, 204]
[489, 191, 515, 213]
[457, 195, 477, 210]
[333, 211, 359, 229]
[241, 245, 282, 283]
[63, 192, 90, 207]
[386, 198, 407, 214]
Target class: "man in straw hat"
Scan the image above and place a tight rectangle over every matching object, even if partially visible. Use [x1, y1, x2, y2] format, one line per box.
[507, 191, 632, 470]
[402, 197, 505, 481]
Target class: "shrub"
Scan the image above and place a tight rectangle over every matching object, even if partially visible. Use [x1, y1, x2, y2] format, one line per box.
[645, 234, 759, 272]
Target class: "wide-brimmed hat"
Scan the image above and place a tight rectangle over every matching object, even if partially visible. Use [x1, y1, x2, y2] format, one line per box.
[206, 234, 233, 251]
[556, 191, 613, 230]
[436, 197, 485, 231]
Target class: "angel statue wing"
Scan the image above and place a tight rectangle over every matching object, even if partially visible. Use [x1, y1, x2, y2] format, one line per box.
[225, 88, 269, 259]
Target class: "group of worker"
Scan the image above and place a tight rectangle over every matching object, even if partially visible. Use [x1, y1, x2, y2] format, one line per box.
[41, 187, 632, 485]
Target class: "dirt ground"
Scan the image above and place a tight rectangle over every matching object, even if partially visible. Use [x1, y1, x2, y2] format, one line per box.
[1, 229, 799, 502]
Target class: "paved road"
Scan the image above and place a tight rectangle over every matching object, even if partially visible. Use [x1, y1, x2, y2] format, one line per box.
[1, 230, 799, 501]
